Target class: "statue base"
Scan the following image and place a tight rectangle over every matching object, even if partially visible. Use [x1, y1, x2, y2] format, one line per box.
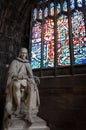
[6, 116, 50, 130]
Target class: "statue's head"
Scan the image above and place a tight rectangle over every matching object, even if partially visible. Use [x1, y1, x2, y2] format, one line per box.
[19, 48, 28, 60]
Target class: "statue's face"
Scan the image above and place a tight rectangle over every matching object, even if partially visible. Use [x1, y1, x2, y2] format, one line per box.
[19, 48, 28, 60]
[20, 50, 27, 60]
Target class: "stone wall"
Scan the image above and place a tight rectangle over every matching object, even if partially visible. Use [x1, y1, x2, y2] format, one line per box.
[38, 75, 86, 130]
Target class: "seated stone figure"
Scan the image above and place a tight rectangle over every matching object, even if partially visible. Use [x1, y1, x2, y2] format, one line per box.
[3, 48, 40, 130]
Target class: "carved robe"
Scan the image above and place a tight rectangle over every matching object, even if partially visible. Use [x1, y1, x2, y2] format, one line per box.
[3, 58, 40, 128]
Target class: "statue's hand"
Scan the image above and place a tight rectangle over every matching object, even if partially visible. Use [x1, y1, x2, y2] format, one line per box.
[34, 76, 40, 85]
[12, 76, 18, 81]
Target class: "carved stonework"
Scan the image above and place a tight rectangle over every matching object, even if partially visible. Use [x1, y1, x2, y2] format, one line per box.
[3, 48, 50, 130]
[6, 116, 50, 130]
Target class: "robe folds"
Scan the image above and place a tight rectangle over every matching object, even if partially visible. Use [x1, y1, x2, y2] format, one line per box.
[4, 57, 40, 122]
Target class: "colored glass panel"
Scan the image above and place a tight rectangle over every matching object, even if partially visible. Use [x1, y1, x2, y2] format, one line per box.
[50, 2, 54, 16]
[70, 0, 75, 10]
[57, 14, 70, 66]
[44, 7, 48, 17]
[63, 1, 67, 12]
[38, 0, 42, 4]
[45, 0, 48, 2]
[43, 19, 54, 68]
[31, 22, 42, 69]
[56, 3, 61, 14]
[85, 0, 86, 5]
[38, 9, 42, 19]
[38, 0, 48, 4]
[33, 8, 37, 20]
[71, 10, 86, 64]
[32, 22, 41, 44]
[31, 43, 41, 69]
[77, 0, 82, 7]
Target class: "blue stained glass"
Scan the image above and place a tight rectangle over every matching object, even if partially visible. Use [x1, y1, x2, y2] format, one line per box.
[44, 7, 48, 17]
[77, 0, 82, 7]
[38, 0, 42, 4]
[63, 1, 68, 12]
[38, 9, 42, 19]
[70, 0, 75, 10]
[56, 3, 61, 14]
[38, 0, 48, 4]
[72, 10, 86, 64]
[45, 0, 48, 2]
[31, 22, 42, 69]
[31, 43, 41, 69]
[33, 8, 37, 20]
[32, 22, 41, 44]
[50, 2, 54, 16]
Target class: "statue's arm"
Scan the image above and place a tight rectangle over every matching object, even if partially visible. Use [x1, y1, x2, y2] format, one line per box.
[8, 60, 18, 79]
[27, 63, 40, 85]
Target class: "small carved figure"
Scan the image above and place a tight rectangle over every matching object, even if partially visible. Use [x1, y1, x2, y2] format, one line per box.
[3, 48, 40, 129]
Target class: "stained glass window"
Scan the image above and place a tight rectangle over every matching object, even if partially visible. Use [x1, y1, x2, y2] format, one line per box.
[77, 0, 82, 7]
[38, 0, 42, 4]
[44, 7, 48, 17]
[38, 9, 42, 19]
[33, 8, 37, 20]
[38, 0, 48, 4]
[63, 1, 68, 12]
[57, 14, 70, 66]
[56, 3, 61, 15]
[71, 10, 86, 64]
[31, 22, 42, 69]
[70, 0, 75, 10]
[43, 19, 54, 68]
[50, 2, 54, 16]
[85, 0, 86, 5]
[30, 0, 86, 71]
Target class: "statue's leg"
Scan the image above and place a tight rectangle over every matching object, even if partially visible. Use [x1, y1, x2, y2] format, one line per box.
[13, 81, 21, 115]
[24, 84, 35, 123]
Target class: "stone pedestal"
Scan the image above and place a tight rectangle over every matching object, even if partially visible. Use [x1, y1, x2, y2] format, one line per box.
[7, 116, 50, 130]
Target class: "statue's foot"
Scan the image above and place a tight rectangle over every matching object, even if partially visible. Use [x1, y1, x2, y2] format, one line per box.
[14, 109, 20, 116]
[24, 115, 33, 123]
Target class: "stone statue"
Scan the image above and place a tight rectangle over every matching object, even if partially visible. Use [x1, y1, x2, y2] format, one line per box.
[3, 48, 40, 130]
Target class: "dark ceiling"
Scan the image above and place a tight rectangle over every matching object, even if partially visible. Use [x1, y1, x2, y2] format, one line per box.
[0, 0, 36, 34]
[0, 0, 38, 52]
